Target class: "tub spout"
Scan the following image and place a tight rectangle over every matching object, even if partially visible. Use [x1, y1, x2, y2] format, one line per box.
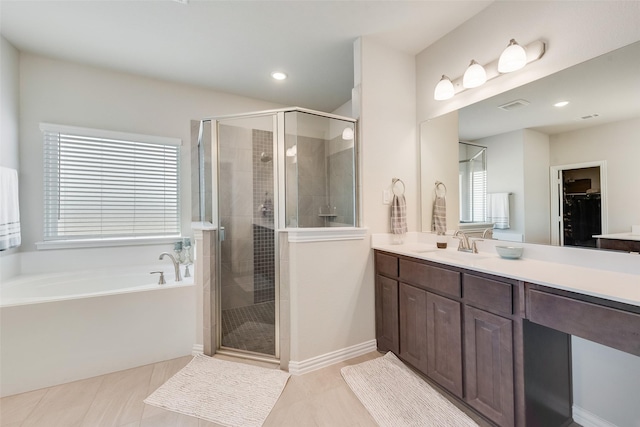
[159, 252, 182, 282]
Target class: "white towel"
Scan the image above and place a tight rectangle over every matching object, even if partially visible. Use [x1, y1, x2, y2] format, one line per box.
[432, 196, 446, 234]
[391, 195, 407, 235]
[487, 193, 510, 230]
[0, 167, 21, 250]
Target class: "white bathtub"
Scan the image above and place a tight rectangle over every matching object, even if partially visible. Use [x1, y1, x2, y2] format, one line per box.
[0, 265, 196, 397]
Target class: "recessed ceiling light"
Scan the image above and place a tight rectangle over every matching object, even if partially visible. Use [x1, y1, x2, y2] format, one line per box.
[554, 101, 570, 107]
[271, 72, 288, 81]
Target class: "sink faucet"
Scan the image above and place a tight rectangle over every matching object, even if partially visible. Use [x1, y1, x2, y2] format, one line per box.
[159, 252, 182, 282]
[454, 230, 481, 253]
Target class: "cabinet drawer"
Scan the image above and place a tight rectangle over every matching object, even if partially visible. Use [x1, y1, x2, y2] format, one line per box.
[399, 259, 461, 297]
[464, 274, 512, 315]
[528, 290, 640, 357]
[375, 252, 398, 277]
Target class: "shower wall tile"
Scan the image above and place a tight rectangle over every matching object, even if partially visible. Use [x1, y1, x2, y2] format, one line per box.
[252, 130, 275, 305]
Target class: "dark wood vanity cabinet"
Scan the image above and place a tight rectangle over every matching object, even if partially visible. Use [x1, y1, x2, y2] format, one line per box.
[374, 250, 573, 427]
[375, 274, 399, 353]
[398, 283, 463, 398]
[464, 305, 514, 426]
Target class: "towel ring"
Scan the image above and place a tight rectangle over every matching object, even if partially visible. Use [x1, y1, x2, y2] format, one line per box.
[435, 181, 447, 197]
[392, 178, 405, 196]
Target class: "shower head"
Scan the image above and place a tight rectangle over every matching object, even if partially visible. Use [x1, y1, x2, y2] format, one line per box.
[260, 152, 272, 163]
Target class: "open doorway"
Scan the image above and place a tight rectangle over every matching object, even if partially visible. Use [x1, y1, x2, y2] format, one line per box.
[550, 161, 608, 247]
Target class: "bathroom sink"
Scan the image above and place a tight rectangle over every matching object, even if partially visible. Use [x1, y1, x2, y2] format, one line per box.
[412, 248, 438, 254]
[428, 250, 490, 262]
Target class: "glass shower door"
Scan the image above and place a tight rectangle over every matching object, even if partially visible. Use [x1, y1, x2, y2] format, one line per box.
[216, 114, 277, 358]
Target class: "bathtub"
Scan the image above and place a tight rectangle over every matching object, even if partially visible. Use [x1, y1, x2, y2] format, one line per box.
[0, 265, 196, 397]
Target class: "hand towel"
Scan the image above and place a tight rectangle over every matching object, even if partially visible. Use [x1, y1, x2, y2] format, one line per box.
[487, 193, 510, 229]
[391, 194, 407, 235]
[432, 196, 447, 234]
[0, 167, 21, 250]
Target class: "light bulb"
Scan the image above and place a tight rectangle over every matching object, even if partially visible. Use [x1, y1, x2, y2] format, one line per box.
[463, 60, 487, 88]
[434, 75, 454, 100]
[342, 127, 354, 140]
[271, 71, 287, 80]
[498, 39, 527, 73]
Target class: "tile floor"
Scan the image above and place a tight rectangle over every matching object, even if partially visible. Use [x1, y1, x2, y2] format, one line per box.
[0, 351, 579, 427]
[221, 301, 275, 355]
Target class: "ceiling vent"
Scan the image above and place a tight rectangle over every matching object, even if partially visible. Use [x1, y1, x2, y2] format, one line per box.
[580, 113, 600, 120]
[497, 99, 531, 111]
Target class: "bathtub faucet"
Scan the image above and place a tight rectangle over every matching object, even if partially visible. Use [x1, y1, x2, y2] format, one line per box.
[159, 252, 182, 282]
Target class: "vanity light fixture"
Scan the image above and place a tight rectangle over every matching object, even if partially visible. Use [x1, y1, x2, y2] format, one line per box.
[554, 101, 570, 107]
[434, 75, 455, 101]
[463, 60, 487, 89]
[498, 39, 527, 73]
[341, 127, 354, 140]
[433, 39, 545, 101]
[271, 71, 288, 81]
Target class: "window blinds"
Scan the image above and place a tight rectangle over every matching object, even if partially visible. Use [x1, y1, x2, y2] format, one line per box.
[42, 124, 180, 241]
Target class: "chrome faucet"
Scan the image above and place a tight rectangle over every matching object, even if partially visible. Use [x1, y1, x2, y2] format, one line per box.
[159, 252, 182, 282]
[454, 230, 482, 253]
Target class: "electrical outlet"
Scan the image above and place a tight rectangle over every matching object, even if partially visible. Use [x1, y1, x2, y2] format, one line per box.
[383, 189, 391, 205]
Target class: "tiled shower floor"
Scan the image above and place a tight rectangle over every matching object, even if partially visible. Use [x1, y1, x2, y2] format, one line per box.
[221, 301, 275, 355]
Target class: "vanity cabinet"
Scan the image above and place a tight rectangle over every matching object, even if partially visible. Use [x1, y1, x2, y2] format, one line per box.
[374, 250, 573, 427]
[464, 305, 514, 426]
[374, 252, 399, 353]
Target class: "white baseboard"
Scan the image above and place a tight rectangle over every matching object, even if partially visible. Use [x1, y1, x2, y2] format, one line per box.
[573, 405, 619, 427]
[288, 339, 377, 375]
[192, 344, 204, 356]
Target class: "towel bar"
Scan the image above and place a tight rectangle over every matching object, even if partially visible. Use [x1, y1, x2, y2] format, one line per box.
[392, 178, 405, 196]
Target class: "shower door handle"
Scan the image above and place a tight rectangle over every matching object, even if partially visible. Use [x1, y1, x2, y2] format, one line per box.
[218, 226, 225, 242]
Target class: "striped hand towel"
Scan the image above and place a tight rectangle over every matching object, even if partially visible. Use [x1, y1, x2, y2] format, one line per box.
[391, 194, 408, 235]
[0, 167, 21, 251]
[432, 196, 447, 234]
[487, 193, 510, 229]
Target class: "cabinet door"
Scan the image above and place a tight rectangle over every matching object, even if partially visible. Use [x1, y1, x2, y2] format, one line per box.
[426, 292, 463, 398]
[464, 305, 514, 427]
[399, 283, 428, 372]
[375, 275, 399, 353]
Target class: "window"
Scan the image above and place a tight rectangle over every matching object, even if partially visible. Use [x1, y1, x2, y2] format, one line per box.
[41, 123, 181, 245]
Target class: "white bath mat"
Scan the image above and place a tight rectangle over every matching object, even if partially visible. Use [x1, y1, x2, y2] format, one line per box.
[144, 354, 290, 427]
[341, 352, 479, 427]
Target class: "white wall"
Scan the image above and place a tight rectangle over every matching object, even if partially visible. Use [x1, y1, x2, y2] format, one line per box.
[522, 129, 550, 244]
[550, 117, 640, 234]
[288, 236, 374, 362]
[358, 37, 417, 233]
[479, 130, 526, 239]
[420, 112, 459, 232]
[18, 53, 282, 253]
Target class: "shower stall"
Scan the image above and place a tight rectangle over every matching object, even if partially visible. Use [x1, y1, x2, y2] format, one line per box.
[194, 108, 357, 362]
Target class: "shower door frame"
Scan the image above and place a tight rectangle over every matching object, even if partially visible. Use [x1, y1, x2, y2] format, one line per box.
[206, 107, 359, 364]
[212, 111, 282, 363]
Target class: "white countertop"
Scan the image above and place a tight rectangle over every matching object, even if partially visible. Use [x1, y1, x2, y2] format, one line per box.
[594, 232, 640, 242]
[373, 237, 640, 308]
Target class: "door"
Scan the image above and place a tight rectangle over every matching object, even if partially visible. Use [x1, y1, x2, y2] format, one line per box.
[464, 305, 514, 427]
[550, 161, 607, 247]
[426, 292, 463, 397]
[216, 114, 278, 358]
[375, 275, 399, 353]
[399, 283, 428, 372]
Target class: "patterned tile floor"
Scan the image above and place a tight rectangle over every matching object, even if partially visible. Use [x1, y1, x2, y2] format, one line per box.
[221, 301, 275, 355]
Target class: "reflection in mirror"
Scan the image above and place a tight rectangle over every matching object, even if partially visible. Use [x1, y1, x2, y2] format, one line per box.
[422, 41, 640, 248]
[458, 142, 487, 223]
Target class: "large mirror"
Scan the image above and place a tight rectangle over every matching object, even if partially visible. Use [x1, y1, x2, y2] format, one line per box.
[422, 40, 640, 247]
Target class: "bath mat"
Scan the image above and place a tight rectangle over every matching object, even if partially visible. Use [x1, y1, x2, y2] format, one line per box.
[341, 352, 478, 427]
[144, 354, 290, 427]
